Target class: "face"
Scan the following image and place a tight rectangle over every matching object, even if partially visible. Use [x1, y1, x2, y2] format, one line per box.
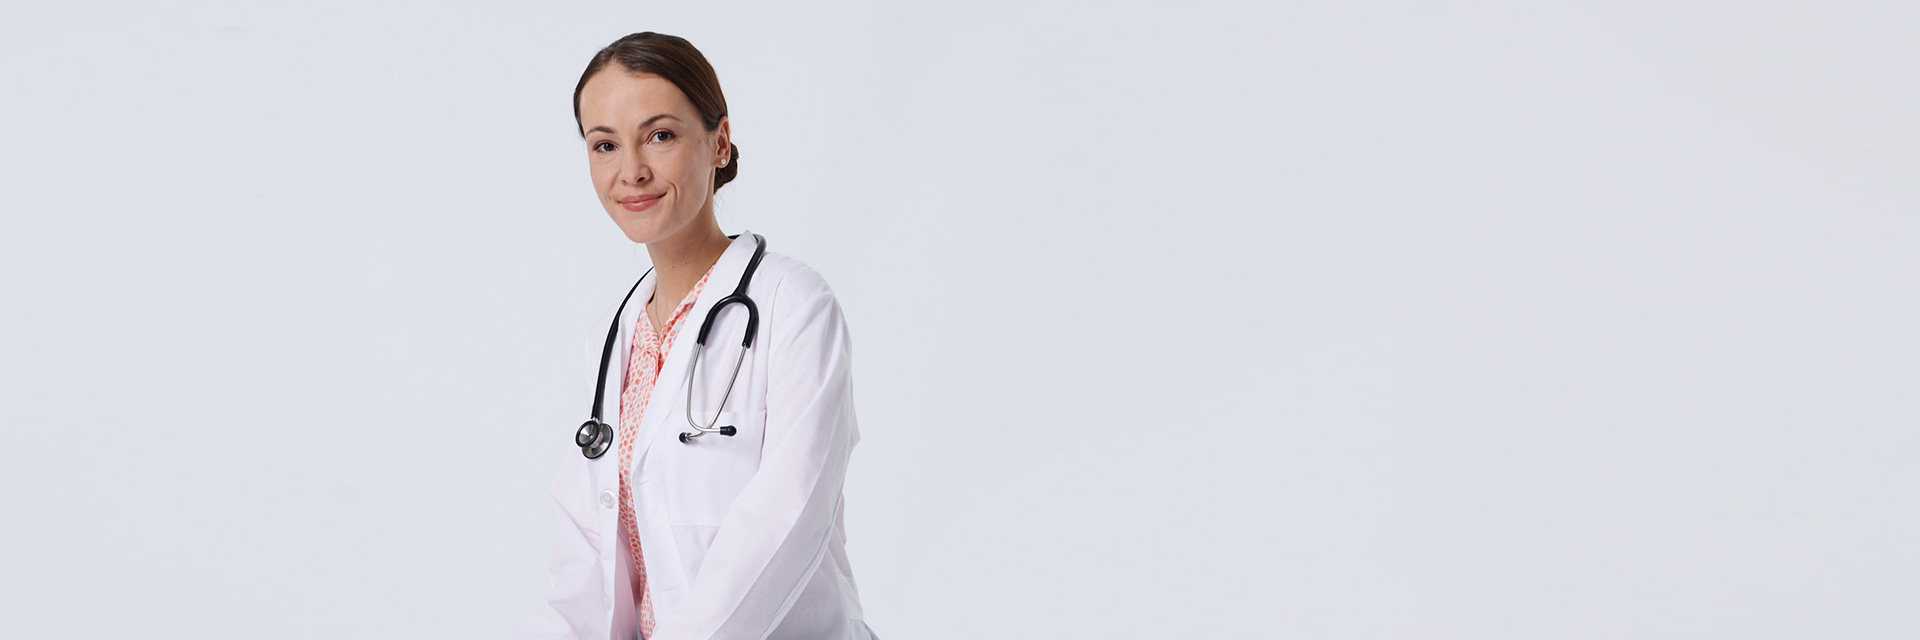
[578, 70, 731, 244]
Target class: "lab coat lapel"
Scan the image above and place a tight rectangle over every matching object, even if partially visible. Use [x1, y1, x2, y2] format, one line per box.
[630, 230, 761, 477]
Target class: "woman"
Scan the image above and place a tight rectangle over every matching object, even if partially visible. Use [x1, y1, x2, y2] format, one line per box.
[517, 32, 874, 640]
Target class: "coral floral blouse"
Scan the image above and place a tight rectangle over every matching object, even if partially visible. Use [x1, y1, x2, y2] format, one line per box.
[614, 267, 714, 639]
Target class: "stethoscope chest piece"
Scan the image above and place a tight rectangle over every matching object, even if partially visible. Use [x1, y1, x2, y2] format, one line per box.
[577, 418, 613, 459]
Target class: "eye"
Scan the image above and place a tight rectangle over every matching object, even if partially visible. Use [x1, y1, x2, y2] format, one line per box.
[650, 130, 675, 143]
[592, 141, 615, 153]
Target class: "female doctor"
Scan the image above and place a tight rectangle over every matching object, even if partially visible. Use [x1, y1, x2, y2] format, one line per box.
[517, 32, 875, 640]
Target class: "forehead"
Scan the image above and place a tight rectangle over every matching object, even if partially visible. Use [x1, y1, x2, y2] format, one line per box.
[579, 70, 695, 127]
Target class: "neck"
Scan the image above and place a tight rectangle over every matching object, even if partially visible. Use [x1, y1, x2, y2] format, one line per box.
[645, 213, 730, 311]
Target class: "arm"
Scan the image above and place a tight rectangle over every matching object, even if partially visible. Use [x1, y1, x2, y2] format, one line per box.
[515, 307, 623, 640]
[514, 450, 608, 640]
[660, 284, 860, 639]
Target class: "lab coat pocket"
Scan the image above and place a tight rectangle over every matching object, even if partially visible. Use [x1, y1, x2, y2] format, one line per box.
[665, 409, 766, 526]
[672, 524, 722, 584]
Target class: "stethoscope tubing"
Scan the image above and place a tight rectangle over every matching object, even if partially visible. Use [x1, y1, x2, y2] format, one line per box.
[576, 268, 650, 459]
[577, 233, 766, 457]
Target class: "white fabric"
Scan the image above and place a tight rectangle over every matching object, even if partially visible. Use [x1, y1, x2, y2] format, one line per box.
[517, 231, 875, 640]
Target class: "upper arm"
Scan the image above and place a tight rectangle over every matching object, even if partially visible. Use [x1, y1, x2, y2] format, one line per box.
[764, 266, 857, 448]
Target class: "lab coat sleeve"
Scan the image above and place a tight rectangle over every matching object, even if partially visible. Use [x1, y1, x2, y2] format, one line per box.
[661, 284, 859, 640]
[514, 448, 607, 640]
[515, 307, 620, 640]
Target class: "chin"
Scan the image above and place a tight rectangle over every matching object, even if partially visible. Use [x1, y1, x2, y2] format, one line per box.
[609, 211, 675, 244]
[617, 222, 661, 244]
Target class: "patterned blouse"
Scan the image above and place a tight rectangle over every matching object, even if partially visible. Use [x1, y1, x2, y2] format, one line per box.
[615, 266, 714, 639]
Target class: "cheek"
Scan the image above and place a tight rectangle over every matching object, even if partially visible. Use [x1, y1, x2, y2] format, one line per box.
[587, 162, 617, 196]
[674, 156, 710, 189]
[665, 148, 702, 179]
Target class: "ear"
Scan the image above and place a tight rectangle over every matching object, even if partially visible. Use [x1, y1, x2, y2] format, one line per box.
[714, 115, 732, 167]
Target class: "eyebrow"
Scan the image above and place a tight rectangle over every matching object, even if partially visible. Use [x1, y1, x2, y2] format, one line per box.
[587, 114, 679, 136]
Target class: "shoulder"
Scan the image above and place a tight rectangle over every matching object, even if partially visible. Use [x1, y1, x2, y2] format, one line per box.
[589, 276, 643, 334]
[752, 251, 854, 357]
[756, 251, 838, 308]
[754, 251, 854, 342]
[581, 275, 644, 362]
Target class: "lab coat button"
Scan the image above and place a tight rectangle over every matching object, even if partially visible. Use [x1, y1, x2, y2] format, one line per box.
[604, 592, 613, 610]
[599, 490, 616, 509]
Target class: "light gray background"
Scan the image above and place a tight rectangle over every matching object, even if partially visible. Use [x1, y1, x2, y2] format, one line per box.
[3, 1, 1916, 638]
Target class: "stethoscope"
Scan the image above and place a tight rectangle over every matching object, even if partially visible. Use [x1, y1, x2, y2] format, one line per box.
[575, 233, 767, 459]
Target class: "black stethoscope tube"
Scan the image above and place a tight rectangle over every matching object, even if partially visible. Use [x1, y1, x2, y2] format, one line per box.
[575, 268, 648, 459]
[695, 234, 767, 349]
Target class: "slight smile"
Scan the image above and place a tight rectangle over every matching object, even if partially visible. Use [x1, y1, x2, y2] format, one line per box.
[620, 193, 664, 212]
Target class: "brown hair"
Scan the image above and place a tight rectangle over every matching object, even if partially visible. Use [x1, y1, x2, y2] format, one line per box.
[573, 32, 739, 192]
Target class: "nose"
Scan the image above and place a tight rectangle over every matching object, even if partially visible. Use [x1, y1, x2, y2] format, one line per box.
[620, 146, 648, 185]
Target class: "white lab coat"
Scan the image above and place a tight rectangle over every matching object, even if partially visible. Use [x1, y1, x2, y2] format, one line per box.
[517, 231, 875, 640]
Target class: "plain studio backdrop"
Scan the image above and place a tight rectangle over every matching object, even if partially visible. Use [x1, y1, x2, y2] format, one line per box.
[3, 1, 1917, 638]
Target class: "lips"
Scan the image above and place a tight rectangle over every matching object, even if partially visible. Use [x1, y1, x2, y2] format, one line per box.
[619, 192, 663, 212]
